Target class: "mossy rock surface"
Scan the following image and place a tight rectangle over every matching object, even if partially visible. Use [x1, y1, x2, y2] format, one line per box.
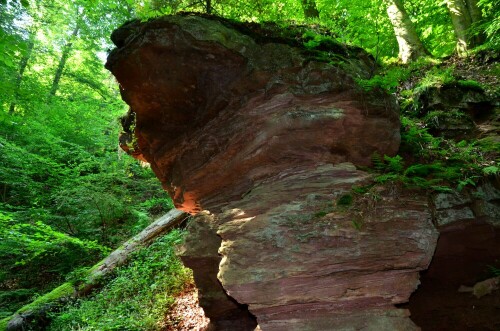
[111, 13, 376, 79]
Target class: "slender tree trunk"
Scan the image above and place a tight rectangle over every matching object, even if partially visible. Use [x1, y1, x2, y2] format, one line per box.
[205, 0, 212, 14]
[48, 25, 79, 100]
[464, 0, 485, 44]
[301, 0, 320, 19]
[8, 34, 35, 114]
[464, 0, 481, 23]
[2, 209, 188, 331]
[385, 0, 429, 63]
[1, 183, 7, 203]
[445, 0, 471, 56]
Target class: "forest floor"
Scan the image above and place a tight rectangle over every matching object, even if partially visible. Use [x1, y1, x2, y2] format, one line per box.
[162, 283, 209, 331]
[449, 51, 500, 96]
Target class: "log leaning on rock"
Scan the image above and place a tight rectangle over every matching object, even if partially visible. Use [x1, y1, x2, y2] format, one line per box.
[1, 209, 188, 331]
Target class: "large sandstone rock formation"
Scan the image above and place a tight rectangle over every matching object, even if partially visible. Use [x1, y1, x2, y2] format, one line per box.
[106, 14, 438, 330]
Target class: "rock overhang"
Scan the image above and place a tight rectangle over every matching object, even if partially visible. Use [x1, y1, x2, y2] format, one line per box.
[106, 14, 400, 213]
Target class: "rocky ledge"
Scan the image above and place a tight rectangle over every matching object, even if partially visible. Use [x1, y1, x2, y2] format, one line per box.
[106, 14, 438, 330]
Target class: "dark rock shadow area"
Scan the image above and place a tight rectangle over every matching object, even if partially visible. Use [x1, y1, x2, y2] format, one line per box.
[402, 219, 500, 331]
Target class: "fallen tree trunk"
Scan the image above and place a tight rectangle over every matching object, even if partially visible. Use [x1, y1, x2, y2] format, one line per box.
[1, 209, 188, 331]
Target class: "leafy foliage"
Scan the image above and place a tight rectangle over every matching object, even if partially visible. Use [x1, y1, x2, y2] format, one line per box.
[48, 230, 192, 331]
[0, 211, 109, 318]
[478, 0, 500, 49]
[488, 264, 500, 277]
[356, 58, 437, 92]
[0, 0, 178, 319]
[372, 114, 498, 192]
[360, 52, 498, 192]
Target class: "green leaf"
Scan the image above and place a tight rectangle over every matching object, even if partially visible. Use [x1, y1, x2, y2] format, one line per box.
[483, 165, 499, 175]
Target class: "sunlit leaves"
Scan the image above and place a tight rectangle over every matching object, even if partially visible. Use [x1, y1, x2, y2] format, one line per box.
[0, 210, 109, 315]
[478, 0, 500, 48]
[0, 36, 18, 68]
[106, 0, 500, 59]
[0, 1, 171, 316]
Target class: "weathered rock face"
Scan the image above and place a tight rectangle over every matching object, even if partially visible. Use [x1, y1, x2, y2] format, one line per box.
[214, 166, 437, 331]
[106, 14, 438, 330]
[431, 179, 500, 227]
[413, 82, 498, 140]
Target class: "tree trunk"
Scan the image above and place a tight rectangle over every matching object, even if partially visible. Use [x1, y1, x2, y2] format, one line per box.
[1, 209, 188, 331]
[301, 0, 320, 19]
[464, 0, 485, 44]
[8, 34, 35, 114]
[445, 0, 471, 56]
[48, 25, 79, 100]
[386, 0, 429, 63]
[464, 0, 481, 23]
[205, 0, 212, 14]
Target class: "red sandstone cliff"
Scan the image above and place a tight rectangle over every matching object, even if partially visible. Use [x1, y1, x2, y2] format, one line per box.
[106, 15, 438, 330]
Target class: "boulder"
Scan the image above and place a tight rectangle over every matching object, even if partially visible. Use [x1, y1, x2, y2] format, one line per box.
[413, 82, 497, 140]
[106, 14, 438, 330]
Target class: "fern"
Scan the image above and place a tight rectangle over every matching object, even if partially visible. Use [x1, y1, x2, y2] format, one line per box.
[488, 265, 500, 277]
[404, 163, 442, 177]
[483, 165, 500, 176]
[457, 177, 479, 191]
[374, 173, 401, 183]
[371, 152, 385, 172]
[384, 155, 404, 173]
[430, 185, 454, 193]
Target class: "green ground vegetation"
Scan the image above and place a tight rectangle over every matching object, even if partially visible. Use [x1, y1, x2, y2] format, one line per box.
[363, 58, 499, 192]
[48, 230, 191, 331]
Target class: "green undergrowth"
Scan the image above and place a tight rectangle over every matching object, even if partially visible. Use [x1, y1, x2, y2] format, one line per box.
[356, 58, 489, 95]
[0, 211, 109, 319]
[356, 57, 439, 93]
[488, 264, 500, 277]
[0, 109, 176, 316]
[372, 116, 498, 192]
[47, 229, 192, 331]
[359, 59, 499, 192]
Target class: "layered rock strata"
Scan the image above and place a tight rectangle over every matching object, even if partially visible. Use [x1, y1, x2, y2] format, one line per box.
[106, 14, 438, 330]
[432, 180, 500, 227]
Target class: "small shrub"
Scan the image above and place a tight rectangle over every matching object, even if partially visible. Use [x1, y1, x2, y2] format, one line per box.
[337, 194, 353, 207]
